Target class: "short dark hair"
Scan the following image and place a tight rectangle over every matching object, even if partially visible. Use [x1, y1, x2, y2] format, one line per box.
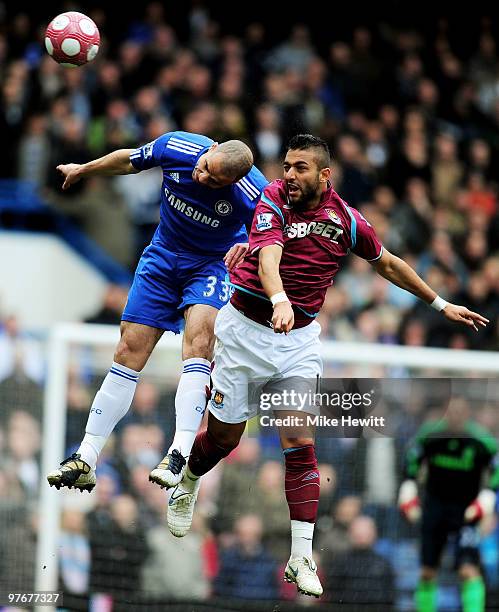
[287, 134, 331, 168]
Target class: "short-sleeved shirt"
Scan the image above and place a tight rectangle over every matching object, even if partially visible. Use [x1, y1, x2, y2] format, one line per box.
[129, 131, 268, 255]
[404, 419, 499, 504]
[231, 179, 383, 328]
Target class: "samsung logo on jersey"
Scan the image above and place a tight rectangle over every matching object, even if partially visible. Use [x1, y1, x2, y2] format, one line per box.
[164, 186, 220, 228]
[285, 221, 343, 242]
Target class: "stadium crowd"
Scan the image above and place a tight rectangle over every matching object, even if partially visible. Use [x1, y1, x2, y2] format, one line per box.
[0, 3, 498, 350]
[1, 2, 499, 610]
[1, 353, 498, 609]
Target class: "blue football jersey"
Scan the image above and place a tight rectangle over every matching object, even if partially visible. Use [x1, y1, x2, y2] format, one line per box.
[129, 131, 268, 255]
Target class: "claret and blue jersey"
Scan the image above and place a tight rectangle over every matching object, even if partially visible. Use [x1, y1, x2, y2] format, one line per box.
[123, 131, 268, 334]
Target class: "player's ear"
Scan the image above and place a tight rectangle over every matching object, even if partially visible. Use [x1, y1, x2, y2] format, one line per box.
[319, 167, 331, 183]
[209, 142, 219, 153]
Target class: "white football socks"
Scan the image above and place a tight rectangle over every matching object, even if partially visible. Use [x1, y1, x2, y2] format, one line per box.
[290, 520, 315, 560]
[168, 358, 211, 457]
[77, 362, 139, 469]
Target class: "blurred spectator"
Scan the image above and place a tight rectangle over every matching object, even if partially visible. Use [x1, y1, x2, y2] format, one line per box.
[113, 165, 163, 265]
[467, 138, 495, 183]
[119, 377, 174, 442]
[431, 131, 463, 207]
[252, 103, 283, 163]
[337, 256, 376, 311]
[17, 114, 50, 187]
[128, 464, 166, 529]
[88, 494, 146, 604]
[386, 134, 431, 199]
[47, 114, 90, 197]
[465, 171, 497, 219]
[335, 133, 374, 206]
[213, 513, 280, 600]
[0, 61, 28, 177]
[116, 423, 164, 483]
[418, 230, 468, 289]
[84, 284, 128, 326]
[0, 315, 44, 384]
[5, 410, 41, 496]
[91, 61, 123, 117]
[119, 41, 146, 98]
[128, 380, 161, 424]
[59, 509, 90, 598]
[252, 460, 289, 560]
[214, 437, 261, 534]
[141, 512, 210, 600]
[265, 24, 314, 74]
[390, 178, 433, 254]
[324, 515, 396, 608]
[319, 494, 362, 557]
[0, 505, 37, 592]
[65, 370, 93, 452]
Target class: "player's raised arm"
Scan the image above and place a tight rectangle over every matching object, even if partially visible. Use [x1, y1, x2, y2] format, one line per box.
[371, 249, 489, 331]
[258, 244, 294, 334]
[57, 149, 137, 190]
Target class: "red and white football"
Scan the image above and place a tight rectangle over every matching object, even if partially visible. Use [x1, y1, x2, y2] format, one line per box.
[45, 12, 100, 67]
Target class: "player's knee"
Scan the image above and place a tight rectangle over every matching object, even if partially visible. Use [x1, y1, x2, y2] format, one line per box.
[282, 436, 315, 450]
[114, 336, 147, 370]
[421, 567, 437, 581]
[458, 564, 480, 580]
[207, 427, 241, 453]
[184, 333, 214, 360]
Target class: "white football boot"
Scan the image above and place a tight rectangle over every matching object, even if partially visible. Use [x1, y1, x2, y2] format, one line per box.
[284, 556, 323, 598]
[167, 475, 201, 537]
[149, 448, 187, 489]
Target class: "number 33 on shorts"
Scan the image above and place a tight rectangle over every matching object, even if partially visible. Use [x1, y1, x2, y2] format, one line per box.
[203, 275, 233, 303]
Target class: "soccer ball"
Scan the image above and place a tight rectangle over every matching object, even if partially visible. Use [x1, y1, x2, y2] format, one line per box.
[45, 12, 100, 67]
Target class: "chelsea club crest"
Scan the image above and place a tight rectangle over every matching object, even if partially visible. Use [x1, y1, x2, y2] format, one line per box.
[215, 200, 232, 216]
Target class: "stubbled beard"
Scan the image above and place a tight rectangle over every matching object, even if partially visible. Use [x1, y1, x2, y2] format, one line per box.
[288, 182, 320, 208]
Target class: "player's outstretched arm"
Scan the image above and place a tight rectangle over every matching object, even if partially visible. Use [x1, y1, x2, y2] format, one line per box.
[371, 248, 489, 331]
[57, 149, 138, 190]
[258, 245, 294, 334]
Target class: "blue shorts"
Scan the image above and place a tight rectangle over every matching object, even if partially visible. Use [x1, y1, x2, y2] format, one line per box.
[122, 241, 234, 333]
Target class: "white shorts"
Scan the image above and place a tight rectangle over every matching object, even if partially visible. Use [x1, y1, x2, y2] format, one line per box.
[209, 302, 323, 424]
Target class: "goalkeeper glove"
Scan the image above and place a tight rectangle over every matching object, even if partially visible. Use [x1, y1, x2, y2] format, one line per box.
[398, 479, 421, 523]
[464, 489, 496, 523]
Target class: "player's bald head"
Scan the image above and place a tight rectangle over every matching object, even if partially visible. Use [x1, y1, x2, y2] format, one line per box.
[287, 134, 331, 170]
[194, 140, 254, 188]
[213, 140, 254, 181]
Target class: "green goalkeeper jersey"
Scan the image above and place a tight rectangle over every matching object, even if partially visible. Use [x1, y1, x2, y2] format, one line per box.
[404, 420, 499, 504]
